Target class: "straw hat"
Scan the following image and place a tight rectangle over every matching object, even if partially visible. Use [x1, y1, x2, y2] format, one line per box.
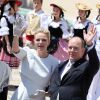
[96, 4, 100, 9]
[50, 1, 66, 12]
[76, 3, 91, 10]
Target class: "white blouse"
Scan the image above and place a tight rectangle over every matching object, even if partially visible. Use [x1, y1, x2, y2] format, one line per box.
[73, 19, 91, 30]
[0, 12, 15, 36]
[48, 18, 71, 39]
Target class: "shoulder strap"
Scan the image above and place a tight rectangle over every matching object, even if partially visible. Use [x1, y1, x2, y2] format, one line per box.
[2, 16, 9, 25]
[85, 21, 91, 29]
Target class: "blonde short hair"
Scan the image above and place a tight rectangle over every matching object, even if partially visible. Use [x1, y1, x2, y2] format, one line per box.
[34, 28, 51, 41]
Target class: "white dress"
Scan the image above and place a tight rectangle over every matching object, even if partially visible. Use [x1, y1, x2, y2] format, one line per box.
[11, 47, 59, 100]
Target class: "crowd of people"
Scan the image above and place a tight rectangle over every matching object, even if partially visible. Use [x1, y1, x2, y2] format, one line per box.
[0, 0, 100, 100]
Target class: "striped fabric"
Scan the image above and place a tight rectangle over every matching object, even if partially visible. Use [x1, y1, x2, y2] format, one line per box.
[0, 49, 20, 68]
[53, 39, 69, 61]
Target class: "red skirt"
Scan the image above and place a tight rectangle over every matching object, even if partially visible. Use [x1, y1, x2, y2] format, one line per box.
[0, 49, 20, 68]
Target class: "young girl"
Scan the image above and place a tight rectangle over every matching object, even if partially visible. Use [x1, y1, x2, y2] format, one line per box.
[73, 3, 93, 39]
[0, 0, 26, 68]
[48, 1, 71, 61]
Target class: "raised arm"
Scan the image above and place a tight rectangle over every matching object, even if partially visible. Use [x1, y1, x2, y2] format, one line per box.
[12, 35, 27, 60]
[84, 24, 99, 77]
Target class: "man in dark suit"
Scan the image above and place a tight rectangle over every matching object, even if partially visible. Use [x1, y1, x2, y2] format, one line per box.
[48, 26, 99, 100]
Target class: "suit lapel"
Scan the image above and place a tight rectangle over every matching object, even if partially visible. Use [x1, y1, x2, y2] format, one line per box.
[58, 60, 68, 81]
[61, 58, 86, 85]
[59, 60, 68, 71]
[61, 64, 75, 85]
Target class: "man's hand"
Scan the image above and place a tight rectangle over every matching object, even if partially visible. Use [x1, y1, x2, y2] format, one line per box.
[83, 24, 96, 46]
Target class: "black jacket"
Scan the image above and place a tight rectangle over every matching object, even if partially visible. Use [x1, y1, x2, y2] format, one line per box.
[49, 46, 99, 100]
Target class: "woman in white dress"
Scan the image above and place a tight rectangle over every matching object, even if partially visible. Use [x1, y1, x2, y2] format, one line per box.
[11, 28, 59, 100]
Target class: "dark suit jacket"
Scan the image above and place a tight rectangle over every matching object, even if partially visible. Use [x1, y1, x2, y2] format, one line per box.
[48, 46, 99, 100]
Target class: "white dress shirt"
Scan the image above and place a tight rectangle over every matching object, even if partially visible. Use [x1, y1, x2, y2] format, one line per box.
[61, 60, 74, 80]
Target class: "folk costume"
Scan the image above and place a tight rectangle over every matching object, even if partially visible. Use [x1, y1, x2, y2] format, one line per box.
[0, 1, 26, 68]
[48, 2, 71, 61]
[73, 3, 92, 39]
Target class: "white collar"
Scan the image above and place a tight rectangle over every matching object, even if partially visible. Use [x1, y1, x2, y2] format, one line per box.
[3, 12, 15, 23]
[69, 60, 75, 65]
